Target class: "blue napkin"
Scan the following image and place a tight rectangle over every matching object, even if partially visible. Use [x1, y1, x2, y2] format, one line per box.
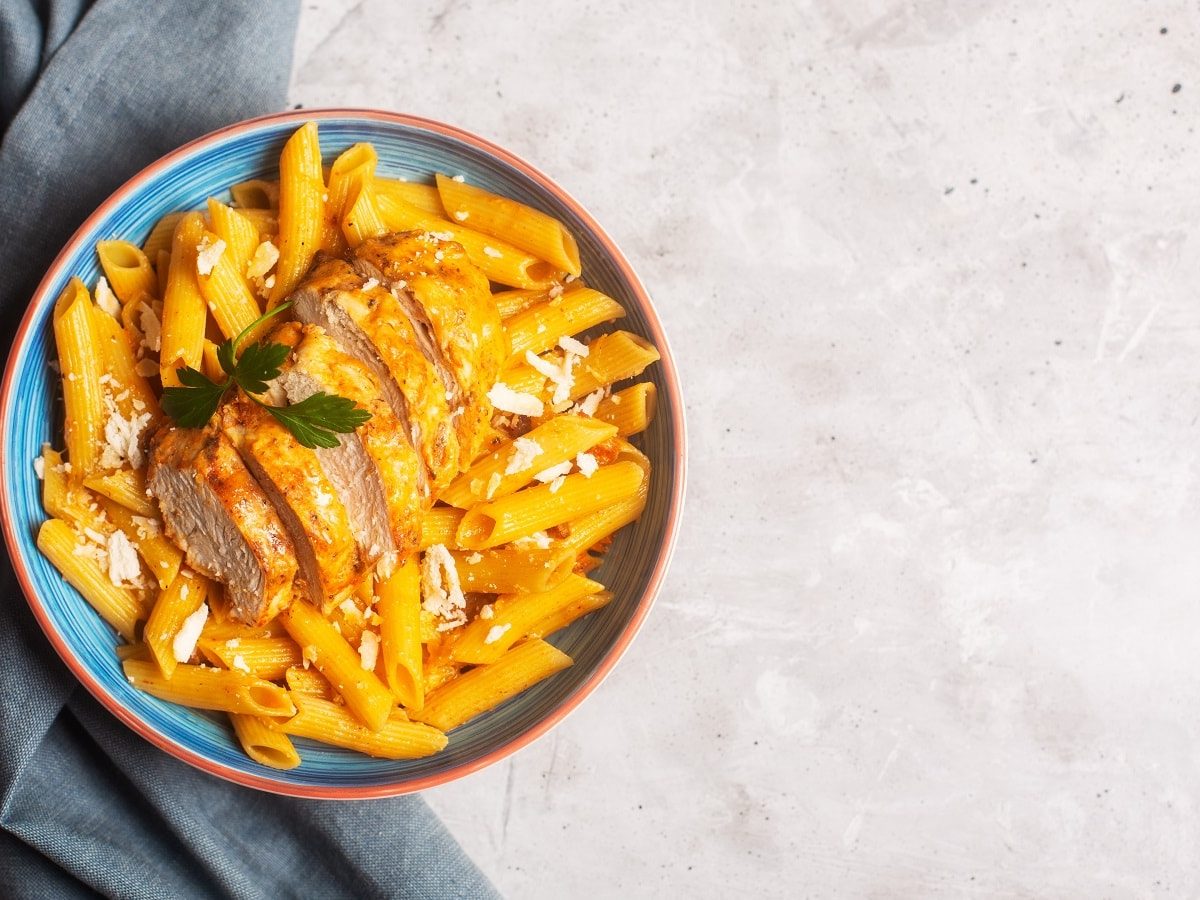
[0, 3, 500, 897]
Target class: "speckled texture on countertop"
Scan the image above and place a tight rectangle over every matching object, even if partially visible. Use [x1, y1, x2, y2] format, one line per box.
[292, 2, 1200, 895]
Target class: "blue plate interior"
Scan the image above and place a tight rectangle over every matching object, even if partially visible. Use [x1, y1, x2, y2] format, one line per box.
[2, 115, 678, 791]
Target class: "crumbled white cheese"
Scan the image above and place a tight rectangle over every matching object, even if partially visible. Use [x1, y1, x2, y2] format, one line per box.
[302, 644, 318, 669]
[428, 230, 454, 242]
[525, 350, 579, 405]
[451, 174, 465, 183]
[483, 245, 502, 259]
[484, 623, 511, 645]
[33, 456, 44, 480]
[313, 483, 333, 508]
[434, 250, 444, 262]
[106, 530, 141, 587]
[558, 335, 589, 357]
[515, 531, 553, 550]
[135, 358, 159, 377]
[225, 638, 241, 649]
[564, 273, 577, 282]
[479, 604, 494, 620]
[95, 277, 121, 317]
[421, 544, 467, 630]
[362, 278, 380, 291]
[576, 452, 599, 478]
[453, 210, 469, 221]
[548, 284, 564, 300]
[264, 275, 275, 290]
[549, 475, 566, 494]
[231, 654, 250, 673]
[137, 302, 161, 352]
[485, 471, 502, 500]
[339, 598, 359, 618]
[465, 551, 483, 565]
[487, 382, 544, 417]
[99, 392, 152, 471]
[180, 583, 189, 600]
[195, 236, 226, 276]
[358, 630, 379, 671]
[131, 516, 159, 540]
[575, 389, 604, 417]
[534, 461, 572, 483]
[172, 602, 209, 662]
[504, 437, 543, 475]
[246, 240, 279, 279]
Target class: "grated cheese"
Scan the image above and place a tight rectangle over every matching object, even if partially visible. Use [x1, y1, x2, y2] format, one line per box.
[137, 302, 161, 352]
[453, 210, 469, 221]
[106, 530, 142, 587]
[487, 382, 544, 417]
[195, 236, 226, 276]
[172, 602, 209, 662]
[358, 630, 380, 671]
[505, 437, 543, 475]
[558, 335, 589, 357]
[479, 604, 494, 620]
[302, 644, 318, 669]
[33, 456, 44, 480]
[99, 392, 152, 471]
[515, 531, 552, 550]
[484, 623, 511, 645]
[548, 284, 564, 299]
[421, 544, 467, 630]
[362, 278, 380, 291]
[451, 174, 465, 183]
[95, 277, 120, 317]
[575, 389, 604, 417]
[482, 245, 502, 259]
[549, 475, 566, 494]
[534, 461, 572, 483]
[246, 240, 279, 279]
[231, 654, 250, 673]
[135, 358, 159, 377]
[485, 471, 502, 500]
[576, 452, 599, 478]
[466, 552, 483, 565]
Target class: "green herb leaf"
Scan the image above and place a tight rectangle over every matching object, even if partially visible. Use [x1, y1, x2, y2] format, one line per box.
[161, 367, 232, 428]
[261, 392, 372, 449]
[232, 340, 290, 394]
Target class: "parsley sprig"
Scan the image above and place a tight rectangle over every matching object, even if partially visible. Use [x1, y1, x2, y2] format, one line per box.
[161, 301, 371, 448]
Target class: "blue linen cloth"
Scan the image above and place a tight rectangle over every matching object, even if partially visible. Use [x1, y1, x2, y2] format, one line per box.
[0, 3, 500, 897]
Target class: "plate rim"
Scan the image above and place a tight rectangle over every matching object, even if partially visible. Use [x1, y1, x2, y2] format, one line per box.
[0, 107, 687, 798]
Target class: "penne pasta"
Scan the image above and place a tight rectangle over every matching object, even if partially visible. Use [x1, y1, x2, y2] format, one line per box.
[206, 198, 261, 283]
[441, 416, 617, 509]
[595, 382, 657, 437]
[420, 506, 465, 550]
[281, 694, 447, 759]
[37, 518, 141, 641]
[96, 241, 157, 306]
[492, 287, 550, 320]
[324, 143, 376, 252]
[415, 639, 573, 732]
[284, 665, 335, 699]
[269, 122, 325, 306]
[42, 447, 100, 526]
[142, 211, 184, 260]
[451, 545, 574, 595]
[456, 460, 645, 550]
[196, 228, 263, 340]
[83, 467, 156, 517]
[198, 636, 302, 682]
[281, 601, 394, 732]
[374, 178, 445, 215]
[96, 497, 181, 590]
[566, 331, 661, 402]
[123, 659, 296, 718]
[53, 278, 105, 479]
[504, 288, 624, 364]
[376, 559, 424, 710]
[528, 588, 613, 640]
[375, 194, 558, 289]
[159, 212, 207, 387]
[435, 174, 581, 276]
[229, 179, 278, 210]
[143, 568, 208, 677]
[451, 575, 603, 664]
[231, 714, 301, 769]
[93, 306, 159, 418]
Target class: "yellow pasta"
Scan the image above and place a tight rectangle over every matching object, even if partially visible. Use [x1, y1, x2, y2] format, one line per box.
[341, 178, 388, 248]
[143, 568, 207, 677]
[284, 665, 335, 699]
[280, 601, 394, 732]
[206, 198, 261, 281]
[53, 278, 104, 479]
[375, 194, 557, 289]
[281, 695, 447, 759]
[196, 228, 262, 339]
[269, 121, 325, 306]
[198, 637, 302, 682]
[504, 289, 624, 364]
[37, 519, 141, 641]
[452, 575, 603, 664]
[41, 447, 99, 525]
[83, 467, 156, 517]
[457, 460, 644, 550]
[93, 306, 159, 418]
[229, 179, 278, 210]
[420, 506, 465, 549]
[324, 143, 375, 252]
[96, 241, 157, 306]
[123, 659, 296, 718]
[374, 178, 445, 215]
[231, 714, 301, 770]
[142, 211, 184, 260]
[452, 545, 574, 594]
[442, 416, 617, 509]
[415, 639, 573, 732]
[200, 619, 286, 642]
[435, 174, 580, 276]
[492, 287, 550, 320]
[595, 382, 656, 436]
[96, 498, 181, 590]
[238, 208, 279, 237]
[376, 559, 423, 710]
[159, 212, 207, 387]
[528, 588, 613, 640]
[115, 642, 151, 662]
[154, 249, 170, 298]
[561, 330, 661, 403]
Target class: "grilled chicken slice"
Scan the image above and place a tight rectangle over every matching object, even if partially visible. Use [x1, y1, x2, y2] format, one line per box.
[291, 256, 459, 492]
[353, 232, 506, 468]
[147, 423, 297, 626]
[280, 323, 423, 569]
[220, 396, 364, 611]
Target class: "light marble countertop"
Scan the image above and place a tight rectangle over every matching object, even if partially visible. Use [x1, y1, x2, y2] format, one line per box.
[292, 2, 1200, 895]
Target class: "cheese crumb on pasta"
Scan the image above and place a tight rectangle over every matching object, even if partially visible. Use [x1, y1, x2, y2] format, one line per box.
[172, 602, 209, 663]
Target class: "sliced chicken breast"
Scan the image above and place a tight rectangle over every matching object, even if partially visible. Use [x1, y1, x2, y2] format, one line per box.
[220, 397, 364, 612]
[147, 423, 297, 626]
[353, 232, 506, 468]
[290, 257, 459, 492]
[280, 323, 423, 570]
